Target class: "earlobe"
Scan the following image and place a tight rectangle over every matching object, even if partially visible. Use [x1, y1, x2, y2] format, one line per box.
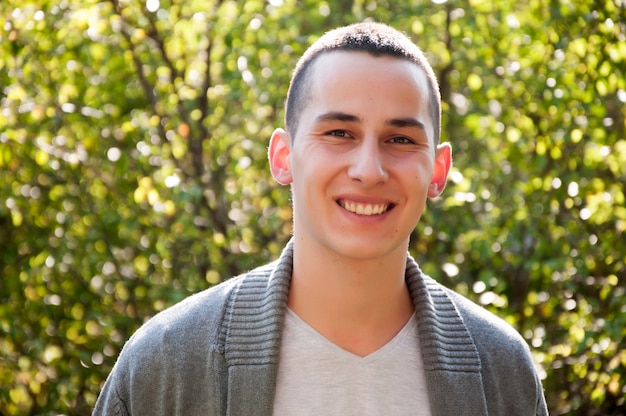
[268, 128, 293, 185]
[428, 143, 452, 198]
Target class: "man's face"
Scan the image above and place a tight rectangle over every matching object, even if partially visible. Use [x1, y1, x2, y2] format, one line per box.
[270, 51, 451, 261]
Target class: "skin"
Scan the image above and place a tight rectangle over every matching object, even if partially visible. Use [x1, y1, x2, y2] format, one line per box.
[268, 51, 452, 357]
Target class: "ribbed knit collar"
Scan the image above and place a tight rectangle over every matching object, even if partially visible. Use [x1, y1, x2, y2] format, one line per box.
[221, 239, 481, 374]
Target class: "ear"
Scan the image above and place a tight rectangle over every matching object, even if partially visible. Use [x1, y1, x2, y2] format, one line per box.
[268, 128, 293, 185]
[428, 142, 452, 198]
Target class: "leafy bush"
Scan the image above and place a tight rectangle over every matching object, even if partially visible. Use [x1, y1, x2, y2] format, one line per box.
[1, 0, 624, 414]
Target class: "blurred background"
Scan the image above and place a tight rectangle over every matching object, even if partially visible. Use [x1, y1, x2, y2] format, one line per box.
[1, 0, 624, 414]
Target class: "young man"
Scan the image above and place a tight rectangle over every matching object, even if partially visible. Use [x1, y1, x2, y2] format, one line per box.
[93, 22, 548, 415]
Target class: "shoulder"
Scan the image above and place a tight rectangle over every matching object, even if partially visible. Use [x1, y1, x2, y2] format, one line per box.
[443, 287, 528, 352]
[117, 263, 277, 371]
[94, 263, 277, 413]
[417, 273, 534, 366]
[438, 284, 536, 372]
[406, 256, 547, 414]
[407, 258, 533, 363]
[129, 276, 239, 351]
[124, 260, 278, 357]
[438, 282, 547, 413]
[106, 273, 241, 389]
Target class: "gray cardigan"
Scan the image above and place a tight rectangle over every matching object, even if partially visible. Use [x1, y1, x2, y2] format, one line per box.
[93, 241, 548, 415]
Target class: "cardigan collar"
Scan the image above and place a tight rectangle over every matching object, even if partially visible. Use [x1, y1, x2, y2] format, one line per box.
[222, 240, 487, 415]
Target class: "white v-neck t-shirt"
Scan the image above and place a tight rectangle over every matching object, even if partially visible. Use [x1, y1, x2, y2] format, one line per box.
[272, 309, 432, 415]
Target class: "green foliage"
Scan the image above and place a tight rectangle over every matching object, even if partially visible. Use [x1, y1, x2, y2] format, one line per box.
[1, 0, 624, 414]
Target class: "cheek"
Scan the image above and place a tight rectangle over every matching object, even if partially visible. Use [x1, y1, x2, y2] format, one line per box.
[414, 159, 435, 181]
[398, 160, 431, 182]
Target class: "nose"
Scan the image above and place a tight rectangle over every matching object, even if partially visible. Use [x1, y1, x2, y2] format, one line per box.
[347, 140, 388, 186]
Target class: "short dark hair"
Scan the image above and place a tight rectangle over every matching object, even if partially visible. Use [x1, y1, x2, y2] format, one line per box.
[285, 22, 441, 144]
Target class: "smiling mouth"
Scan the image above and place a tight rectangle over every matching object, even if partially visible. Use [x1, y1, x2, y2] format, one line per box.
[338, 200, 391, 216]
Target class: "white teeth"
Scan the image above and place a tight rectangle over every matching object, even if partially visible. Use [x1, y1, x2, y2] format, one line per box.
[342, 201, 388, 216]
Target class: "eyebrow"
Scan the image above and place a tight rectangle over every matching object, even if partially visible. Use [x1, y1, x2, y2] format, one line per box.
[386, 117, 426, 131]
[314, 112, 425, 131]
[314, 112, 361, 124]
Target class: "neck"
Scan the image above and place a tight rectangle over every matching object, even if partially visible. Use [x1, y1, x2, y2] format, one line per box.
[288, 237, 414, 356]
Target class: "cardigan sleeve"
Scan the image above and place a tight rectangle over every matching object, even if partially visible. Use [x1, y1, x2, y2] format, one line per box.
[92, 364, 131, 416]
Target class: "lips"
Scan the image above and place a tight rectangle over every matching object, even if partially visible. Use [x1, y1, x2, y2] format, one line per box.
[338, 199, 391, 216]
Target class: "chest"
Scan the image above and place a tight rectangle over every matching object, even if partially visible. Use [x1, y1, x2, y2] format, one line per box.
[272, 310, 432, 416]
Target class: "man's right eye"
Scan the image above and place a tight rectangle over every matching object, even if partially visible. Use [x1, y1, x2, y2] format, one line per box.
[327, 130, 348, 137]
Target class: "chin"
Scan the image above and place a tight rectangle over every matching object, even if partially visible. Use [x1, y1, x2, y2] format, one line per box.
[327, 238, 407, 261]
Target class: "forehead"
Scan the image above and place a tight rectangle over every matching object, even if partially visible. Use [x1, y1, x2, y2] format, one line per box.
[309, 51, 429, 101]
[304, 51, 433, 132]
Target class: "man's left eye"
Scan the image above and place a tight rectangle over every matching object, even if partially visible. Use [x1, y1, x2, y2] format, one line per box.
[390, 136, 414, 144]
